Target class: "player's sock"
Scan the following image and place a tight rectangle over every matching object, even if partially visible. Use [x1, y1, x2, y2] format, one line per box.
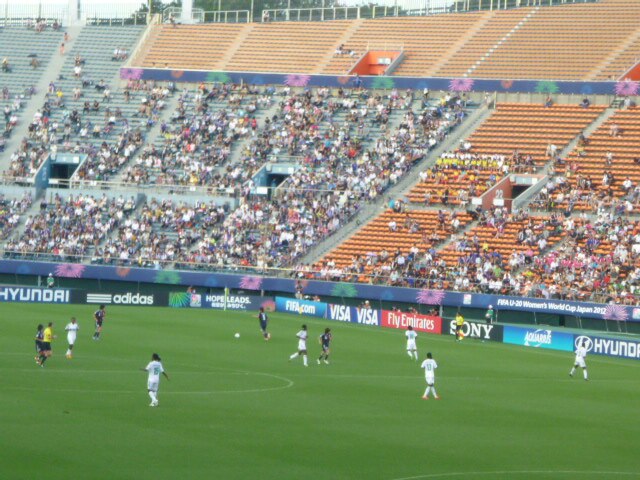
[66, 349, 70, 356]
[289, 353, 298, 360]
[583, 369, 588, 380]
[423, 387, 430, 397]
[303, 355, 308, 367]
[407, 351, 413, 358]
[569, 367, 575, 376]
[414, 352, 419, 360]
[432, 388, 438, 398]
[39, 355, 47, 365]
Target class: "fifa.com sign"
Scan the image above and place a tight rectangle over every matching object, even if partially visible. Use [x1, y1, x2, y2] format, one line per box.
[574, 335, 640, 361]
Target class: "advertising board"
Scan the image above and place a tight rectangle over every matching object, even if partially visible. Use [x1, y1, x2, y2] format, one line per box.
[326, 304, 381, 326]
[503, 326, 574, 352]
[381, 310, 442, 334]
[275, 297, 327, 318]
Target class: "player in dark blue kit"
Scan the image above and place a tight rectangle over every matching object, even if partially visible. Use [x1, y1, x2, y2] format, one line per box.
[258, 307, 270, 340]
[317, 327, 332, 365]
[34, 324, 44, 365]
[92, 304, 106, 340]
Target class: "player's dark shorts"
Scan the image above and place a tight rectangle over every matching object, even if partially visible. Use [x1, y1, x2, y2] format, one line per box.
[455, 324, 463, 332]
[41, 342, 51, 352]
[321, 344, 330, 352]
[35, 340, 43, 353]
[95, 320, 103, 328]
[260, 320, 267, 331]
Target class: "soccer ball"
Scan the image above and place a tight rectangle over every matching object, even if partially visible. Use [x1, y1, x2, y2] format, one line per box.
[234, 333, 240, 338]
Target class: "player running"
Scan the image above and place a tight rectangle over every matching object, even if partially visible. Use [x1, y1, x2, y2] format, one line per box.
[258, 307, 270, 340]
[142, 353, 169, 407]
[92, 304, 106, 340]
[65, 317, 79, 359]
[406, 325, 418, 360]
[34, 324, 44, 365]
[570, 340, 589, 381]
[317, 328, 332, 365]
[289, 324, 308, 367]
[420, 352, 439, 399]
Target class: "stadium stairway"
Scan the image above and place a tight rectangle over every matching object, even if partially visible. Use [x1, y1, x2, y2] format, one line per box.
[0, 26, 67, 172]
[49, 26, 146, 148]
[546, 106, 618, 175]
[299, 102, 492, 265]
[109, 92, 183, 184]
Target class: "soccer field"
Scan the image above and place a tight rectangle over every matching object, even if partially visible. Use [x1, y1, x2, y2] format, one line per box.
[1, 304, 639, 480]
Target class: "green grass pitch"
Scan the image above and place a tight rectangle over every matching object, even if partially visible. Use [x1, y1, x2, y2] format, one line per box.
[1, 303, 639, 480]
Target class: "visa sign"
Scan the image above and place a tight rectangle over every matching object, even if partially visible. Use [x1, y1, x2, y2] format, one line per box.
[327, 304, 380, 326]
[381, 310, 442, 334]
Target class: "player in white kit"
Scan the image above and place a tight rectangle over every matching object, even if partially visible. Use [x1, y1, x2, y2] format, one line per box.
[420, 352, 439, 399]
[289, 324, 308, 367]
[406, 325, 418, 360]
[64, 317, 79, 359]
[142, 353, 169, 406]
[569, 340, 589, 380]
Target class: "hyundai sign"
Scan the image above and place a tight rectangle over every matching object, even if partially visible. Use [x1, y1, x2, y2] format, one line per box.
[574, 335, 640, 361]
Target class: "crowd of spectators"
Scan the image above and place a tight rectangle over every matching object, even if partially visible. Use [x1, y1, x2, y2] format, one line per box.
[122, 83, 264, 187]
[92, 199, 226, 267]
[177, 190, 358, 271]
[3, 193, 135, 260]
[0, 192, 33, 239]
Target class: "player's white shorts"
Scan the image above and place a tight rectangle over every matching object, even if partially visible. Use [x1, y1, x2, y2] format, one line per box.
[67, 334, 77, 345]
[425, 375, 435, 386]
[298, 341, 307, 351]
[407, 340, 417, 351]
[574, 357, 586, 368]
[147, 380, 159, 392]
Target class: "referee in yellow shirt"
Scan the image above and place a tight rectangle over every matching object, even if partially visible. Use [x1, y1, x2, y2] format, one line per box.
[40, 322, 55, 367]
[455, 312, 465, 342]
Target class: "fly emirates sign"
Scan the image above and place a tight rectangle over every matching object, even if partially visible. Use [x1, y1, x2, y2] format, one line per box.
[381, 310, 442, 334]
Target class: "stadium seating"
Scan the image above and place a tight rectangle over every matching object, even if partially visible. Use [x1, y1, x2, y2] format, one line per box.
[133, 1, 640, 80]
[406, 103, 606, 205]
[5, 26, 148, 181]
[0, 191, 33, 240]
[535, 107, 640, 212]
[317, 208, 473, 284]
[0, 27, 62, 137]
[3, 193, 135, 261]
[472, 2, 640, 80]
[94, 198, 226, 267]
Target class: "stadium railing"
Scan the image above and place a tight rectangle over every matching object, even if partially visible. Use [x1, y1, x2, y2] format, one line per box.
[259, 0, 599, 23]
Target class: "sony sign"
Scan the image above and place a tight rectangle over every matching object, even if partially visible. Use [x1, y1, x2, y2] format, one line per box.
[448, 320, 500, 341]
[0, 287, 70, 304]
